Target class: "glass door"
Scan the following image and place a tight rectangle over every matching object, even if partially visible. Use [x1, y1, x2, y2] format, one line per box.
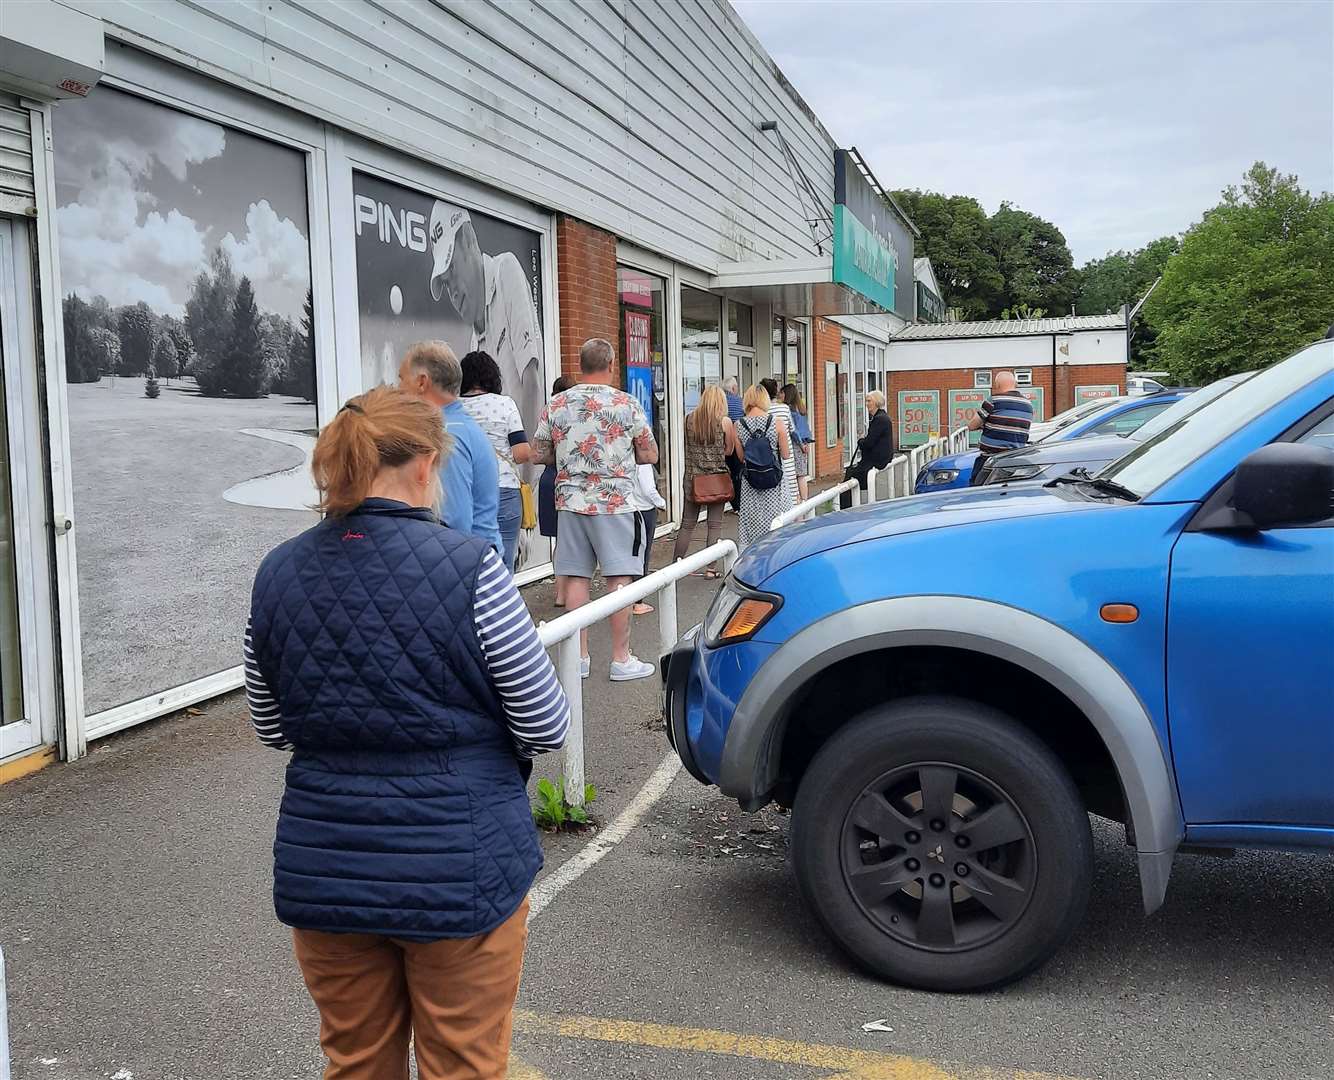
[0, 218, 47, 759]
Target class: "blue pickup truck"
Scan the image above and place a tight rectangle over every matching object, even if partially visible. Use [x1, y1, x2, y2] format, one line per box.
[663, 338, 1334, 991]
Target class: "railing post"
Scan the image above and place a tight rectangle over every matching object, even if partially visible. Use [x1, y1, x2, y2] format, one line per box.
[865, 467, 878, 505]
[658, 578, 678, 660]
[556, 635, 585, 807]
[851, 483, 861, 507]
[0, 945, 10, 1080]
[722, 543, 737, 576]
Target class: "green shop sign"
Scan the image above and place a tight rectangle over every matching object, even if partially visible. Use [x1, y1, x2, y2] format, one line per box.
[1020, 386, 1046, 422]
[1075, 384, 1119, 405]
[833, 150, 913, 319]
[897, 389, 940, 447]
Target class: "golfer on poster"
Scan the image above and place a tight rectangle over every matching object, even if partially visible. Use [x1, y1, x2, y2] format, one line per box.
[429, 201, 544, 475]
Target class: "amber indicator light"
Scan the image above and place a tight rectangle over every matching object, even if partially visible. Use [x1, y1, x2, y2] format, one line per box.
[1100, 603, 1139, 624]
[720, 599, 776, 641]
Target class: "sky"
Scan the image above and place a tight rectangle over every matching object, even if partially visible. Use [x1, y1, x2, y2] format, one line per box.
[733, 0, 1334, 265]
[52, 85, 310, 320]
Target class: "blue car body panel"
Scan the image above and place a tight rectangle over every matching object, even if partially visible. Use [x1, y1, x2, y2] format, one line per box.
[673, 344, 1334, 865]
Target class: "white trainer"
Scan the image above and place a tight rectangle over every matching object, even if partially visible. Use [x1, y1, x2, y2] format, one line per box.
[609, 656, 655, 682]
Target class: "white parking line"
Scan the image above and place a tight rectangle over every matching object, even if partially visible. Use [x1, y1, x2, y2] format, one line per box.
[527, 754, 682, 923]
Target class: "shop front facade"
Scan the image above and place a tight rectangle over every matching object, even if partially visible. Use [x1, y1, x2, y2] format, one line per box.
[0, 0, 915, 768]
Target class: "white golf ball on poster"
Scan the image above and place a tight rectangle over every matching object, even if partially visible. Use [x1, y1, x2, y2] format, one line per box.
[389, 284, 403, 315]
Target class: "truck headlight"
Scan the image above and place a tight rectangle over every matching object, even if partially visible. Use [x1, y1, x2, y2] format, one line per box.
[704, 578, 782, 646]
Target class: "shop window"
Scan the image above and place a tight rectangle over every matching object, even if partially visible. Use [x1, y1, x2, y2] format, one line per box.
[351, 170, 548, 570]
[618, 267, 670, 505]
[728, 300, 753, 348]
[974, 369, 993, 389]
[854, 341, 867, 435]
[681, 285, 721, 414]
[53, 86, 317, 716]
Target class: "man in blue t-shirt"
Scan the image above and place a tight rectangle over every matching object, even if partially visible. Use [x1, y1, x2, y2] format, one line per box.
[968, 370, 1034, 485]
[398, 340, 503, 554]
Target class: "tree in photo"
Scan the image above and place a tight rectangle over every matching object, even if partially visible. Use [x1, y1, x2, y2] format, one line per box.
[275, 286, 316, 400]
[144, 361, 161, 399]
[1145, 163, 1334, 383]
[89, 326, 120, 376]
[117, 301, 156, 376]
[224, 276, 272, 398]
[185, 247, 238, 396]
[152, 333, 179, 386]
[62, 294, 101, 383]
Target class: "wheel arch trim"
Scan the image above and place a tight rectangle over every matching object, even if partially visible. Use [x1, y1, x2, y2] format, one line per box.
[718, 595, 1182, 913]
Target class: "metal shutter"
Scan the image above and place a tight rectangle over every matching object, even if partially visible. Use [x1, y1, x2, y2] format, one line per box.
[0, 94, 36, 215]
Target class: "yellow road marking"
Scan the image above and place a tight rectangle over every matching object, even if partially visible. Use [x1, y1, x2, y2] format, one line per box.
[512, 1009, 1081, 1079]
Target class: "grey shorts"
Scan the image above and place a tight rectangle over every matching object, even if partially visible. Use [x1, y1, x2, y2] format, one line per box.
[554, 510, 644, 578]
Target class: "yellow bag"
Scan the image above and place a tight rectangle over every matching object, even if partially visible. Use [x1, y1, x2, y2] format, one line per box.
[519, 481, 538, 530]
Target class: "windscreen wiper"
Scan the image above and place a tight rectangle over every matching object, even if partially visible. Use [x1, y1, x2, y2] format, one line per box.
[1048, 467, 1141, 501]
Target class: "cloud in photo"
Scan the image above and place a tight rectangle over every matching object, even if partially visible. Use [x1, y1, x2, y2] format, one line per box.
[54, 87, 310, 321]
[222, 200, 312, 321]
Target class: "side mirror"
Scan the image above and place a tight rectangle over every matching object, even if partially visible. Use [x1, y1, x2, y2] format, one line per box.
[1233, 443, 1334, 529]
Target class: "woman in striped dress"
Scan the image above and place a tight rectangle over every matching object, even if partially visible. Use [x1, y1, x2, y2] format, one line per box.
[761, 377, 800, 509]
[736, 384, 792, 548]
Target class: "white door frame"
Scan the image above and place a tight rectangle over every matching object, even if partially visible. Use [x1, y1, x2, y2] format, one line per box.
[0, 216, 61, 761]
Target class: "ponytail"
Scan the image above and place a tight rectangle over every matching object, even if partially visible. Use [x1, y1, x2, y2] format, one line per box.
[312, 386, 449, 518]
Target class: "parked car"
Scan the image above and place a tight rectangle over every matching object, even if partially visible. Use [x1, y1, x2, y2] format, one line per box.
[1127, 375, 1167, 396]
[915, 392, 1184, 492]
[663, 339, 1334, 991]
[976, 373, 1255, 486]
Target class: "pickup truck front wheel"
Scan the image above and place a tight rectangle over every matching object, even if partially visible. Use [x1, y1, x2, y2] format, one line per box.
[791, 695, 1093, 991]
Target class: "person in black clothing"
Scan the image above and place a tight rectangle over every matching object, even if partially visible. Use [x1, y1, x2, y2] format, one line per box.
[840, 390, 894, 508]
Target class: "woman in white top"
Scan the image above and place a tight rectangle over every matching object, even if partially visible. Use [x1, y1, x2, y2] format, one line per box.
[761, 378, 800, 509]
[629, 461, 667, 615]
[460, 351, 531, 572]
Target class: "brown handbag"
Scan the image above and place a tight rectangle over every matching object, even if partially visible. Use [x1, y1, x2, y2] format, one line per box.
[690, 471, 734, 505]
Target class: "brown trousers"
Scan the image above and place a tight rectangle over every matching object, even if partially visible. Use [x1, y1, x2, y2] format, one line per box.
[292, 898, 529, 1080]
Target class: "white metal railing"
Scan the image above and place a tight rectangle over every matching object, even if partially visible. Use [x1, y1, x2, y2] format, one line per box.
[1, 945, 10, 1080]
[532, 426, 971, 808]
[537, 538, 737, 806]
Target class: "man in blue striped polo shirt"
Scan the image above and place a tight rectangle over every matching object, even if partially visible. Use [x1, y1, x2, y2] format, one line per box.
[968, 370, 1033, 484]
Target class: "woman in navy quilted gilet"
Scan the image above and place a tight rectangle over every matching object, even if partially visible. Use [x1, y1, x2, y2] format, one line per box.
[245, 384, 569, 1080]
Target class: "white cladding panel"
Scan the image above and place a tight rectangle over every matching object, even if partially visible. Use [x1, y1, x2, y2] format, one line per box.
[59, 0, 835, 271]
[889, 330, 1128, 372]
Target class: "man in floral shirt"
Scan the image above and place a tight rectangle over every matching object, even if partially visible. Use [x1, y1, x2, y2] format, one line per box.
[533, 338, 659, 682]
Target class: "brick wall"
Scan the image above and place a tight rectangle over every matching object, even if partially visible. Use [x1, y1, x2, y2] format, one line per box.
[555, 216, 619, 379]
[811, 318, 844, 479]
[1058, 363, 1126, 413]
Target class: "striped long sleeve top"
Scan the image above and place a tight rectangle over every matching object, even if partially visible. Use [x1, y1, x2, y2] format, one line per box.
[245, 548, 569, 758]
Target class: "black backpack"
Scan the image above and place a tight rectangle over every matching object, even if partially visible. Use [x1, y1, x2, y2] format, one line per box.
[741, 415, 782, 490]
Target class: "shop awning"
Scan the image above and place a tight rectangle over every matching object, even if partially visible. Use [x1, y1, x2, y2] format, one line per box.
[708, 256, 893, 318]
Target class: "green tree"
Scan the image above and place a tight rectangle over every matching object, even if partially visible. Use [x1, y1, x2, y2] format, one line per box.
[62, 295, 101, 383]
[224, 276, 271, 397]
[1077, 236, 1180, 366]
[986, 203, 1077, 316]
[185, 247, 237, 396]
[892, 189, 1003, 319]
[116, 302, 156, 376]
[1144, 162, 1334, 383]
[144, 362, 161, 399]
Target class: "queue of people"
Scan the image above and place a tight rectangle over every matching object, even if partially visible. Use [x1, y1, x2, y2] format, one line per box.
[244, 336, 873, 1080]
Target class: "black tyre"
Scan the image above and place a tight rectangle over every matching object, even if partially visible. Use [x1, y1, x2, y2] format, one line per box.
[791, 695, 1093, 991]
